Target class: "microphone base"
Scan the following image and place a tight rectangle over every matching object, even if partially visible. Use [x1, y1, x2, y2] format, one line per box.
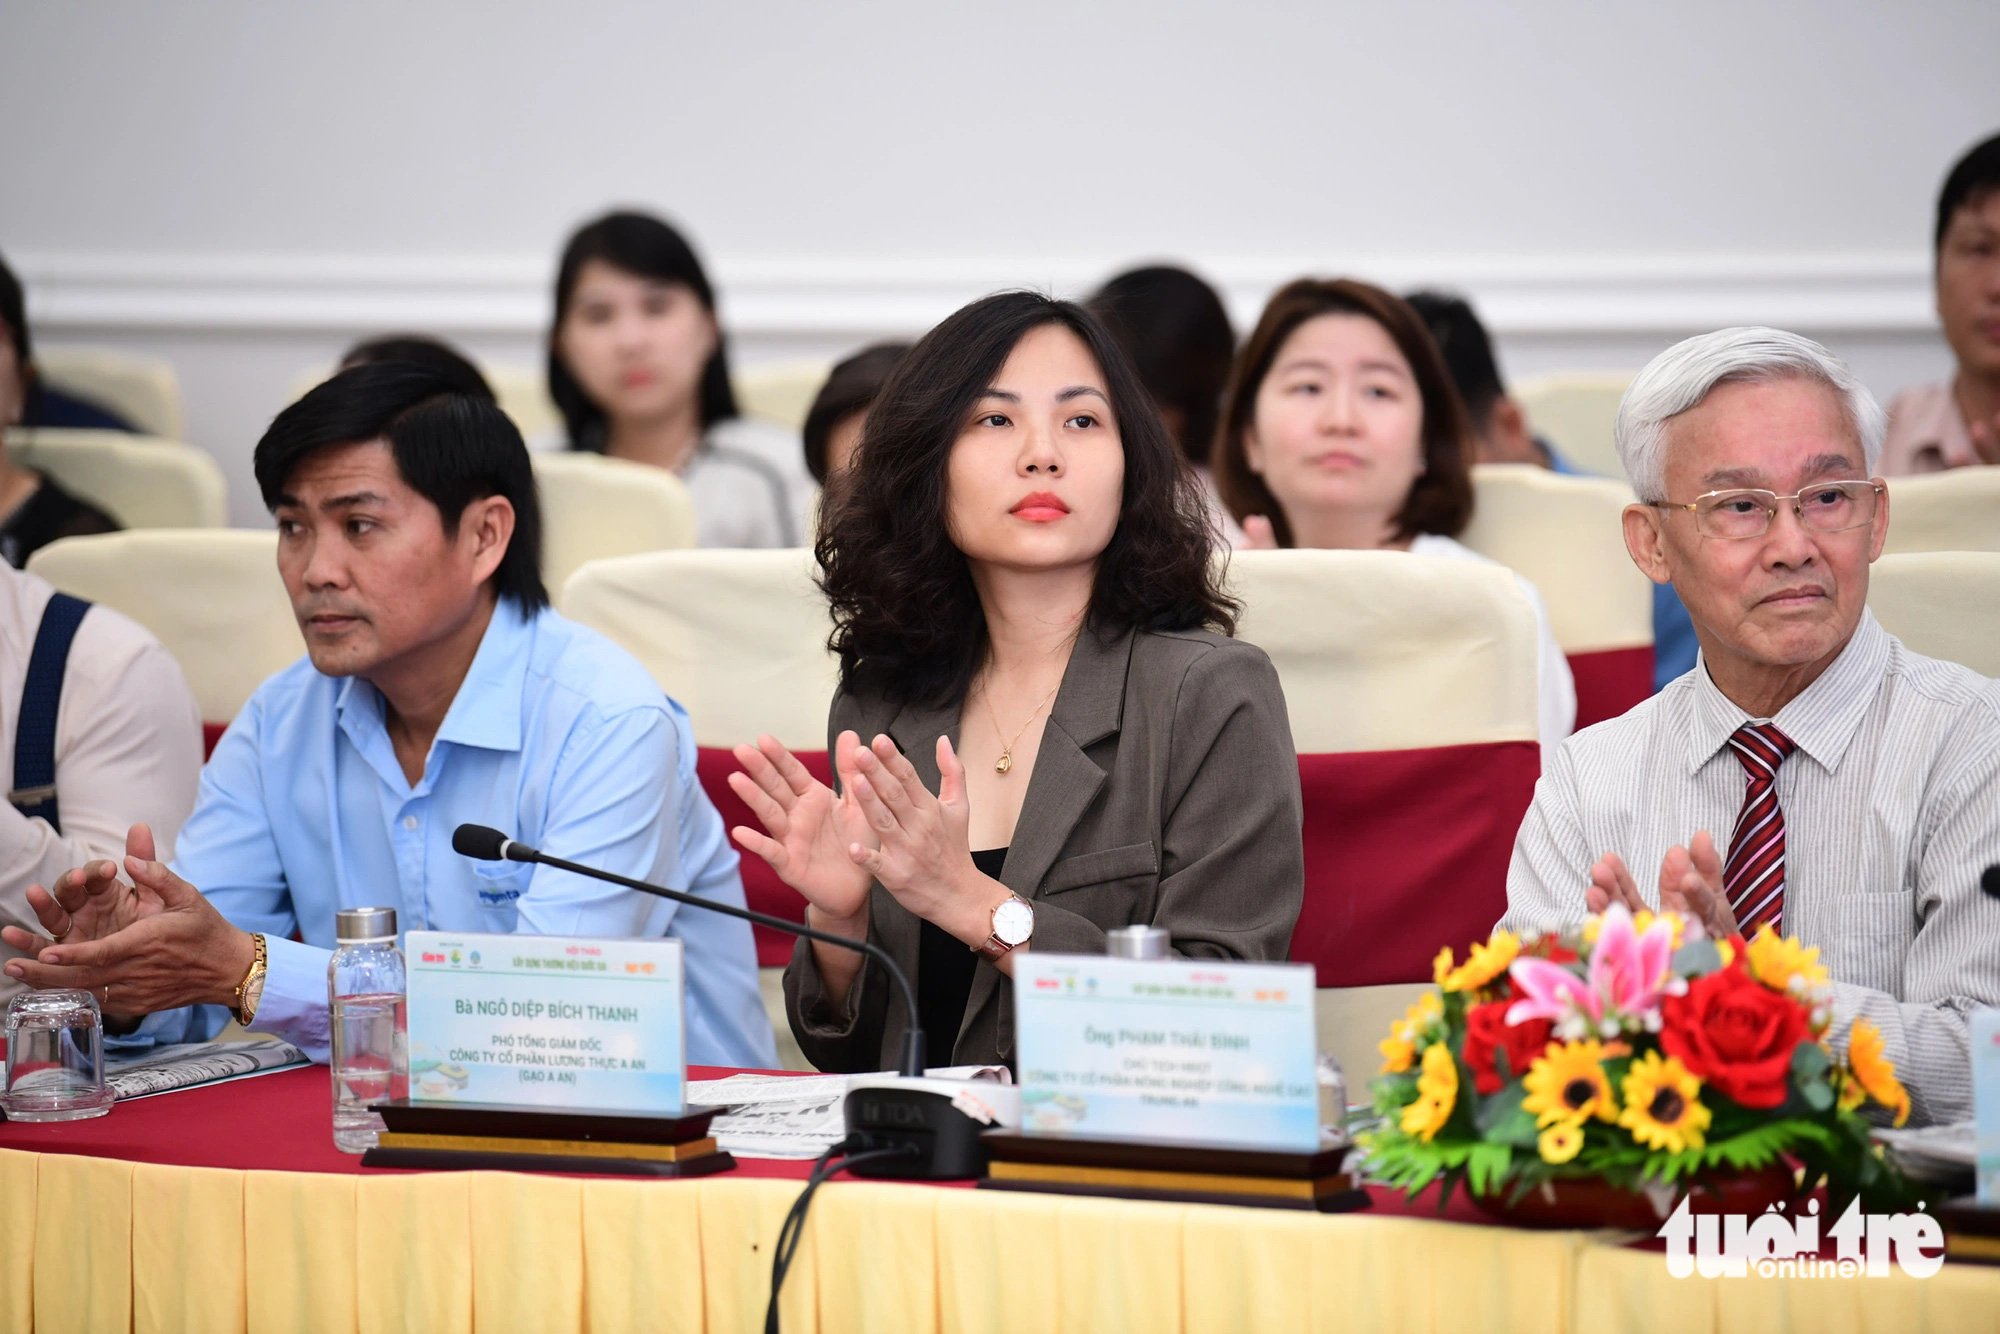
[841, 1078, 1018, 1180]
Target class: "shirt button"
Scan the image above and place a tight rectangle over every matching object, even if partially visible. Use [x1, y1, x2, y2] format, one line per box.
[402, 815, 419, 831]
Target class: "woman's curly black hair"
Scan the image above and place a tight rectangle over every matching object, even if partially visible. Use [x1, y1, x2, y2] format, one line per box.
[817, 290, 1237, 709]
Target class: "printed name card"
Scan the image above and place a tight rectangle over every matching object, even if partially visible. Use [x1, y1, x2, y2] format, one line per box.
[406, 931, 685, 1113]
[1012, 953, 1319, 1150]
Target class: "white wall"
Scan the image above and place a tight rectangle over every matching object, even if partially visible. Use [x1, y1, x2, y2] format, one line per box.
[4, 0, 1997, 522]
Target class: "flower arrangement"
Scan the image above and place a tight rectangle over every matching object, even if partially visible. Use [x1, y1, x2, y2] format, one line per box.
[1363, 906, 1917, 1215]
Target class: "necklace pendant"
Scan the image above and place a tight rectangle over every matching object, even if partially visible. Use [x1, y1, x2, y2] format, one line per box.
[995, 751, 1012, 775]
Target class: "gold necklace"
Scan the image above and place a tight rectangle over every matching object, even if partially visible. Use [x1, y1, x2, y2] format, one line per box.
[983, 679, 1062, 775]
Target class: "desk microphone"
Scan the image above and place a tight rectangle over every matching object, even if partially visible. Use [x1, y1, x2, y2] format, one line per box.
[451, 822, 1000, 1179]
[1981, 865, 2000, 901]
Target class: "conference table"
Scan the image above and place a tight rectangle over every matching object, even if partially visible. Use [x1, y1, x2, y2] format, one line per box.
[2, 1066, 1994, 1333]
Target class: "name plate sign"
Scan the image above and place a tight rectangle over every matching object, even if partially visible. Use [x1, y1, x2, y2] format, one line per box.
[405, 931, 684, 1113]
[1013, 953, 1319, 1151]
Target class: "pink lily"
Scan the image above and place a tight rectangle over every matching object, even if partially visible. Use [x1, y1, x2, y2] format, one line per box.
[1507, 905, 1680, 1038]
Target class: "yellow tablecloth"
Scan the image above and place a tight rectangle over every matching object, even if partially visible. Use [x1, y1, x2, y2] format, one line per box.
[4, 1144, 1995, 1332]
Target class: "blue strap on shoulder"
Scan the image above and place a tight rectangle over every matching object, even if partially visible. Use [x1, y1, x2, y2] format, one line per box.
[10, 592, 92, 834]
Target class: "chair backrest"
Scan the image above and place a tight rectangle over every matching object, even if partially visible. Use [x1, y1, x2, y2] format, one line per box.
[1882, 470, 2000, 555]
[1512, 370, 1634, 480]
[1867, 552, 2000, 678]
[1222, 549, 1542, 990]
[8, 428, 228, 528]
[563, 549, 839, 964]
[26, 530, 299, 744]
[1459, 463, 1654, 727]
[735, 362, 831, 431]
[34, 347, 186, 440]
[531, 452, 697, 600]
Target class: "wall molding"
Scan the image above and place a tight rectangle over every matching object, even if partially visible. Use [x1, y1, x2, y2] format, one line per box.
[17, 249, 1940, 342]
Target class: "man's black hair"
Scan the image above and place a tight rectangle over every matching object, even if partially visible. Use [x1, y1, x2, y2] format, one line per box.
[254, 362, 547, 611]
[1405, 289, 1506, 425]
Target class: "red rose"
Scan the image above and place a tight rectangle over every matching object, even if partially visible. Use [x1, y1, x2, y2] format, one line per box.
[1462, 1000, 1555, 1095]
[1660, 961, 1810, 1109]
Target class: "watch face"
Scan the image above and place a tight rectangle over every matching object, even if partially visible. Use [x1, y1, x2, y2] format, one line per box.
[993, 896, 1034, 946]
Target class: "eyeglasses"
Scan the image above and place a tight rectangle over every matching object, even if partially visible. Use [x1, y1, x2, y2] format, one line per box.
[1646, 479, 1884, 541]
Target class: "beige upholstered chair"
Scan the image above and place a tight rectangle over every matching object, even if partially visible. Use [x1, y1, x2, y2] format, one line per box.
[1882, 469, 2000, 555]
[26, 530, 298, 741]
[530, 452, 696, 600]
[1868, 551, 2000, 678]
[1512, 370, 1634, 480]
[735, 362, 831, 431]
[1460, 463, 1654, 727]
[35, 347, 186, 440]
[563, 548, 838, 1070]
[8, 428, 227, 528]
[1222, 549, 1542, 1087]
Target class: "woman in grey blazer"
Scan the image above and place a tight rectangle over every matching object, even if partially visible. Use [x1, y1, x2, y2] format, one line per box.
[730, 291, 1304, 1073]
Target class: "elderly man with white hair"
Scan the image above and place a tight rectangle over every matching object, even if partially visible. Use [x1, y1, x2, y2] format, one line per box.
[1504, 326, 2000, 1125]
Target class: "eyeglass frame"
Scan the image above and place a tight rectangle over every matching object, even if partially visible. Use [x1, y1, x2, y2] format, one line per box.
[1642, 478, 1886, 541]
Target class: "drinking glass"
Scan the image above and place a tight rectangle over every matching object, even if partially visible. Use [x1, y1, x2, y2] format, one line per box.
[2, 989, 114, 1122]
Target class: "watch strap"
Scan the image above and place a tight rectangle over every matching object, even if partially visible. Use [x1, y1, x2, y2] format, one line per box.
[233, 932, 268, 1026]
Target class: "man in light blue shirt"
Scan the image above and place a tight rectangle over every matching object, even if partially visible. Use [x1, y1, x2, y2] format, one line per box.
[2, 363, 775, 1068]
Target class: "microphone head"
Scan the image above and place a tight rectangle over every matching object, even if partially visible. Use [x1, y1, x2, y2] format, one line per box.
[1983, 865, 2000, 901]
[453, 823, 513, 861]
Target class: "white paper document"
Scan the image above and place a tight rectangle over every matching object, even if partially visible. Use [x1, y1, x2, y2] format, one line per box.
[691, 1066, 1009, 1160]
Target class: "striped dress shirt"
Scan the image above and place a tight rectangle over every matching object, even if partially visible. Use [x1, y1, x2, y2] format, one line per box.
[1504, 611, 2000, 1125]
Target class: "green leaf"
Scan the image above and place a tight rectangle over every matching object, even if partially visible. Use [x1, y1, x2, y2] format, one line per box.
[1790, 1042, 1832, 1080]
[1801, 1082, 1834, 1112]
[1671, 938, 1723, 975]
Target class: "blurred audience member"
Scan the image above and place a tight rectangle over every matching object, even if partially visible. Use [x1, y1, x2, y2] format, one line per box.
[1404, 291, 1572, 470]
[1407, 289, 1698, 692]
[1088, 264, 1242, 543]
[1214, 277, 1576, 753]
[339, 333, 496, 401]
[801, 341, 909, 484]
[0, 253, 118, 567]
[2, 560, 202, 1002]
[548, 211, 811, 547]
[1884, 131, 2000, 473]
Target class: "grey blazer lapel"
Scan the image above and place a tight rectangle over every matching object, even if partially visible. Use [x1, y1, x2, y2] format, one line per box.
[959, 626, 1134, 1044]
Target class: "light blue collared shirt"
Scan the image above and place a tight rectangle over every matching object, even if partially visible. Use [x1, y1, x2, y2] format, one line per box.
[123, 600, 776, 1068]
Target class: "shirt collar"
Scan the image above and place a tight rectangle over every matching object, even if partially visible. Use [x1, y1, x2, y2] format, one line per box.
[335, 599, 534, 756]
[1684, 610, 1889, 776]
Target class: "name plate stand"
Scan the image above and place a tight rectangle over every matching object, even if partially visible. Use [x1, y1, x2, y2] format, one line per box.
[360, 932, 732, 1177]
[981, 954, 1366, 1213]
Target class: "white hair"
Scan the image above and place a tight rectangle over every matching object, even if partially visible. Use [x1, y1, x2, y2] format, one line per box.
[1613, 326, 1884, 501]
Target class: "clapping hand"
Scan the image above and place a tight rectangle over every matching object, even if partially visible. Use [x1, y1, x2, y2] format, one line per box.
[728, 731, 876, 927]
[844, 733, 997, 944]
[1, 823, 255, 1021]
[1585, 830, 1737, 939]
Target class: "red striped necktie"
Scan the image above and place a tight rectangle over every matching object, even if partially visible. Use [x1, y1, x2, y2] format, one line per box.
[1724, 723, 1797, 936]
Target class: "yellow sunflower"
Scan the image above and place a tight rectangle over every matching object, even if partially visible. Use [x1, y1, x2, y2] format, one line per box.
[1845, 1019, 1911, 1127]
[1618, 1052, 1711, 1153]
[1377, 992, 1444, 1074]
[1440, 930, 1522, 993]
[1837, 1068, 1867, 1114]
[1398, 1042, 1459, 1142]
[1521, 1040, 1619, 1127]
[1743, 929, 1830, 995]
[1537, 1122, 1584, 1164]
[1433, 946, 1456, 987]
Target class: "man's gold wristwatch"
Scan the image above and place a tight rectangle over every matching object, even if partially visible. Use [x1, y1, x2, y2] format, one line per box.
[233, 933, 268, 1026]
